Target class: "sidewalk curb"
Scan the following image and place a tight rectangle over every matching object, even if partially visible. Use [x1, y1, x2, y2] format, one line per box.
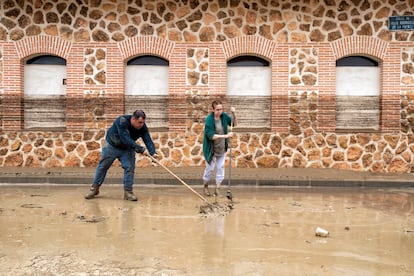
[0, 166, 413, 188]
[0, 176, 413, 188]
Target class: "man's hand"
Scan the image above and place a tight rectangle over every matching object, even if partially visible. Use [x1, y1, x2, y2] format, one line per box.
[149, 153, 159, 164]
[134, 145, 145, 154]
[230, 106, 236, 113]
[227, 132, 233, 138]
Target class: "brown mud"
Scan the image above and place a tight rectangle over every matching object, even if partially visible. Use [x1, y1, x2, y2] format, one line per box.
[0, 185, 413, 275]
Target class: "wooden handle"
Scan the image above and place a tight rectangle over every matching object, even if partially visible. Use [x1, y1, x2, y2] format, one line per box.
[147, 155, 210, 204]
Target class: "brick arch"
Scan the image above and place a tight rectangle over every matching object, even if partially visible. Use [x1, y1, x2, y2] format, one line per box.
[221, 36, 277, 62]
[330, 36, 389, 61]
[118, 36, 175, 61]
[14, 35, 72, 60]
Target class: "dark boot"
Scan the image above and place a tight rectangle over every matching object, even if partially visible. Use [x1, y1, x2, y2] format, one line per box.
[124, 191, 138, 201]
[84, 185, 99, 199]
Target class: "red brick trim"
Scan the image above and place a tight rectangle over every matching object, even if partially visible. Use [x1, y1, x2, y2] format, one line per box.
[271, 45, 289, 133]
[330, 36, 401, 132]
[330, 36, 389, 61]
[7, 36, 72, 131]
[14, 35, 72, 59]
[117, 36, 175, 60]
[221, 37, 283, 132]
[221, 36, 277, 61]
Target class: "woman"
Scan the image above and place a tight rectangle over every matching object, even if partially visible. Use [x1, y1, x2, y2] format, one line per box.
[202, 100, 237, 196]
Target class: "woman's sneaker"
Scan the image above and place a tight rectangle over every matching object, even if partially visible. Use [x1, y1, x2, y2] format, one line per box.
[203, 184, 211, 196]
[214, 187, 221, 197]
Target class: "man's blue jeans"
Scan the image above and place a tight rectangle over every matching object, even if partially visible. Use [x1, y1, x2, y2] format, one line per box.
[93, 143, 136, 191]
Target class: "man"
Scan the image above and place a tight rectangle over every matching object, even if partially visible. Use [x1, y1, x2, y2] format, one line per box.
[202, 100, 237, 197]
[84, 110, 157, 201]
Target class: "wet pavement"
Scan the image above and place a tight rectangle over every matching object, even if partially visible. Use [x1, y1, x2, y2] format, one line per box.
[0, 185, 413, 275]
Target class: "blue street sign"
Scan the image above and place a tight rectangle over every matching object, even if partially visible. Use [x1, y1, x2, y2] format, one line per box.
[388, 16, 414, 31]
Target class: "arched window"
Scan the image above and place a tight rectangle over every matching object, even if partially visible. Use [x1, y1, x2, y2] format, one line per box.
[125, 55, 169, 130]
[24, 55, 67, 130]
[227, 55, 271, 130]
[336, 56, 380, 131]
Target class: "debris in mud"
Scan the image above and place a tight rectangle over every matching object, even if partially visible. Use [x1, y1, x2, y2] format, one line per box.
[30, 194, 48, 197]
[260, 222, 279, 227]
[76, 215, 105, 223]
[290, 202, 301, 207]
[199, 202, 233, 217]
[11, 252, 185, 275]
[315, 227, 329, 237]
[20, 204, 43, 209]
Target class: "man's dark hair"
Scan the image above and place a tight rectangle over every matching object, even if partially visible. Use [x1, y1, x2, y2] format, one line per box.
[133, 110, 146, 119]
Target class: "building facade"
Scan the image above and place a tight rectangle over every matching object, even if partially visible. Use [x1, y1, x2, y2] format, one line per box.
[0, 0, 413, 173]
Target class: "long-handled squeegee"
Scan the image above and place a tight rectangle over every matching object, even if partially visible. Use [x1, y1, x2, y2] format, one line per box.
[226, 123, 233, 201]
[147, 154, 210, 205]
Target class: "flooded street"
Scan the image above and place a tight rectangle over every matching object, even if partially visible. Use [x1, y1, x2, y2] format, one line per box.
[0, 185, 413, 275]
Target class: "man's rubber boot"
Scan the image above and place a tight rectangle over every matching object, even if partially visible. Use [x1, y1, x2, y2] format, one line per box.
[84, 186, 99, 199]
[124, 191, 138, 201]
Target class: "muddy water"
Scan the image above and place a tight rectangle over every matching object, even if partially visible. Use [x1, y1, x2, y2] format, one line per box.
[0, 185, 413, 275]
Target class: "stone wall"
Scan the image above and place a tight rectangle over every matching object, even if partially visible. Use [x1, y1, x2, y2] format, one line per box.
[402, 47, 414, 85]
[1, 0, 413, 43]
[0, 89, 411, 173]
[0, 125, 412, 173]
[0, 0, 414, 174]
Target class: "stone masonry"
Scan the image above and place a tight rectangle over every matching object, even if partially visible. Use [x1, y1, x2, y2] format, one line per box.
[1, 0, 413, 43]
[0, 0, 414, 174]
[402, 47, 414, 85]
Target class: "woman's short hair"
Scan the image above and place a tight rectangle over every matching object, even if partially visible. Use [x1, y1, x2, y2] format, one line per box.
[212, 100, 223, 109]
